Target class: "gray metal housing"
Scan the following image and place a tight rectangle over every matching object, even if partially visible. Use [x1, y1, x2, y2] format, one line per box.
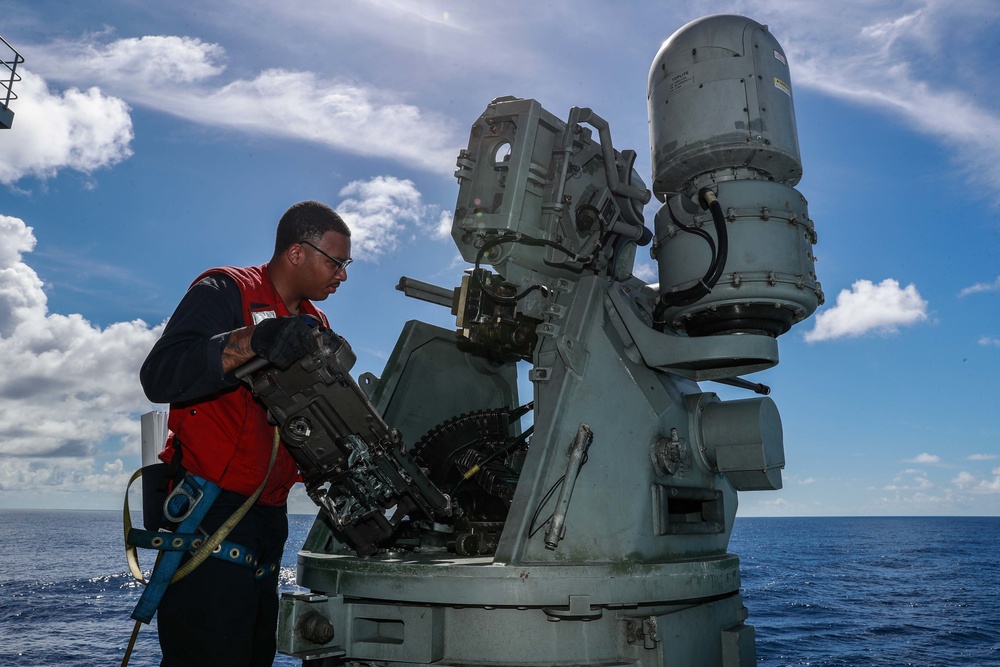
[648, 14, 801, 197]
[276, 14, 818, 667]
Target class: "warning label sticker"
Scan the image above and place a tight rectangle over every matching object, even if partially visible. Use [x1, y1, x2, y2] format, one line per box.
[773, 49, 787, 66]
[773, 77, 791, 96]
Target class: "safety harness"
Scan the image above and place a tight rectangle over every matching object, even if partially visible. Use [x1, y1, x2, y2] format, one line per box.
[119, 428, 281, 667]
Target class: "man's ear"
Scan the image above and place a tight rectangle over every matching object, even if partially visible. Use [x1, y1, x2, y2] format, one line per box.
[285, 242, 306, 267]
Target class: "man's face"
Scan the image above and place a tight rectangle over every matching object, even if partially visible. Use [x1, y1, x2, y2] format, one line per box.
[298, 231, 351, 301]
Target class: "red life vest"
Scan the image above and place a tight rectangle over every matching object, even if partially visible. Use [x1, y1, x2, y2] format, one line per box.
[159, 264, 329, 506]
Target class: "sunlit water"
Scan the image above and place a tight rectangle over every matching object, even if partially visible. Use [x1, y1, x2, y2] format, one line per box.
[2, 511, 998, 666]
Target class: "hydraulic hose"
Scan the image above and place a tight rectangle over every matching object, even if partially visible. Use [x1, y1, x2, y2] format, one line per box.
[653, 188, 729, 326]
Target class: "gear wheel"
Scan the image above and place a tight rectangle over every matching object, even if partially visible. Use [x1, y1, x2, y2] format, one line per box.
[412, 407, 513, 484]
[412, 405, 534, 524]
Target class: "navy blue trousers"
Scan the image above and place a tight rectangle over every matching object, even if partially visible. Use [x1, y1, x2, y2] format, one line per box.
[157, 492, 288, 667]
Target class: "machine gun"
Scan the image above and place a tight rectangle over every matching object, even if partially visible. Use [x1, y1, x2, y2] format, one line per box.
[236, 328, 451, 557]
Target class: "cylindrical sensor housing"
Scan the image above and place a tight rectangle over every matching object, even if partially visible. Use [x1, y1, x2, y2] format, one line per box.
[687, 393, 785, 492]
[653, 179, 822, 336]
[648, 15, 822, 336]
[648, 14, 801, 197]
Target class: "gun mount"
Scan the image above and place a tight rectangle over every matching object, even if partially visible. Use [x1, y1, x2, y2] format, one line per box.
[276, 15, 821, 667]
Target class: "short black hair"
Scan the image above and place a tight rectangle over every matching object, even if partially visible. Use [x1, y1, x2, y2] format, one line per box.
[274, 200, 351, 254]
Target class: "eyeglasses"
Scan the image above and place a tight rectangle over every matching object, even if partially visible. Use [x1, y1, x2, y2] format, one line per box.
[300, 240, 353, 272]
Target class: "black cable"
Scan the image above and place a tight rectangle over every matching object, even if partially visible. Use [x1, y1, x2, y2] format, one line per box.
[449, 424, 535, 496]
[437, 402, 535, 477]
[473, 232, 590, 304]
[654, 189, 730, 321]
[528, 474, 566, 538]
[668, 195, 717, 257]
[526, 450, 589, 538]
[702, 193, 729, 288]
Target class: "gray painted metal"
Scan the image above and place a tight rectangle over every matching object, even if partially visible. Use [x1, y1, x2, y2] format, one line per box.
[280, 275, 769, 665]
[653, 178, 822, 335]
[278, 14, 816, 666]
[648, 14, 802, 197]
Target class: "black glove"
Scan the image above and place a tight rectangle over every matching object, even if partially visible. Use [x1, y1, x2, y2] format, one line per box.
[250, 316, 317, 370]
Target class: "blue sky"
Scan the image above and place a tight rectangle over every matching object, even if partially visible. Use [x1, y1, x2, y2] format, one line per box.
[0, 0, 998, 516]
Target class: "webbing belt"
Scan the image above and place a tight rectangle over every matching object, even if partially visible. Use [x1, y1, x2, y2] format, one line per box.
[129, 473, 222, 624]
[122, 428, 281, 625]
[126, 526, 280, 577]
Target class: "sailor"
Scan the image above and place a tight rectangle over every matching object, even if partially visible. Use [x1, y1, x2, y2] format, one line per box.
[139, 200, 352, 667]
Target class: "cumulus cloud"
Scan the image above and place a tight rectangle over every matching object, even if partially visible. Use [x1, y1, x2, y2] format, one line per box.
[0, 215, 161, 497]
[959, 277, 1000, 297]
[28, 34, 460, 176]
[952, 471, 976, 489]
[0, 69, 133, 184]
[980, 337, 1000, 347]
[804, 278, 928, 342]
[981, 469, 1000, 493]
[905, 453, 941, 465]
[953, 468, 1000, 494]
[968, 453, 999, 461]
[336, 176, 451, 261]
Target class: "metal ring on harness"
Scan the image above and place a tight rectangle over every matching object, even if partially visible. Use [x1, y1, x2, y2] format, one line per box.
[163, 475, 208, 523]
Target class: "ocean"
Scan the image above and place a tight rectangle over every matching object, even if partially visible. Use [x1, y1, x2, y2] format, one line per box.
[1, 511, 998, 666]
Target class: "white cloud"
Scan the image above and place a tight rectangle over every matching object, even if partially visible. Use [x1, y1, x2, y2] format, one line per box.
[632, 262, 657, 283]
[979, 337, 1000, 347]
[0, 69, 133, 184]
[66, 35, 226, 85]
[738, 0, 1000, 200]
[977, 468, 1000, 494]
[804, 278, 928, 342]
[906, 453, 941, 465]
[28, 35, 461, 176]
[884, 476, 933, 492]
[435, 210, 454, 241]
[0, 215, 162, 498]
[968, 453, 999, 461]
[336, 176, 450, 261]
[951, 468, 1000, 494]
[959, 277, 1000, 297]
[953, 471, 976, 489]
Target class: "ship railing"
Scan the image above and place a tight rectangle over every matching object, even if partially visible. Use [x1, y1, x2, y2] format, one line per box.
[0, 35, 24, 130]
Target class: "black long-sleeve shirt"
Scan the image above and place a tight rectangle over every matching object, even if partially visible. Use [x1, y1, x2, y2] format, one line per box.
[140, 275, 245, 404]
